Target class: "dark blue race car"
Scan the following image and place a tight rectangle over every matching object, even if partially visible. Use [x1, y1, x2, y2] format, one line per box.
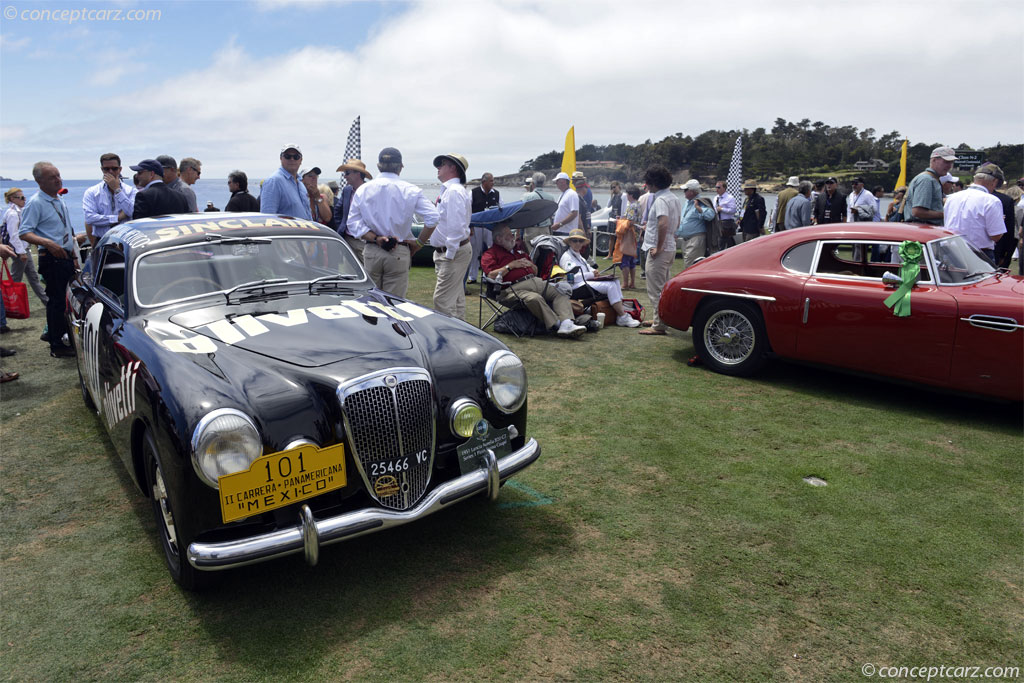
[68, 212, 539, 590]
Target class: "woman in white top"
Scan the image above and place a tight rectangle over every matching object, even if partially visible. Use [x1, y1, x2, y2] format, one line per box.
[2, 188, 48, 304]
[558, 229, 640, 328]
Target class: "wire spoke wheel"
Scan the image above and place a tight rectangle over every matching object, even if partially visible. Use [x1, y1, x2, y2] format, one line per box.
[693, 299, 768, 377]
[704, 310, 756, 365]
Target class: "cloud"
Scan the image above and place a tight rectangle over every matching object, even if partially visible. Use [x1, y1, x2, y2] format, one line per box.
[0, 35, 31, 52]
[1, 0, 1021, 179]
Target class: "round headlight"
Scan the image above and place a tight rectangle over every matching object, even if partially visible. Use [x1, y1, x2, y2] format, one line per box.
[450, 399, 483, 438]
[191, 408, 263, 489]
[485, 350, 527, 414]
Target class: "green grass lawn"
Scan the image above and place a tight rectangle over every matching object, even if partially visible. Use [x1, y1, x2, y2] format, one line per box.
[1, 257, 1021, 681]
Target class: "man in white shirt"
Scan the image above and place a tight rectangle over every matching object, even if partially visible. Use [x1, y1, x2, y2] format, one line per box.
[846, 177, 876, 222]
[82, 153, 137, 246]
[348, 147, 440, 298]
[418, 153, 472, 319]
[550, 172, 579, 235]
[639, 166, 682, 336]
[943, 163, 1006, 260]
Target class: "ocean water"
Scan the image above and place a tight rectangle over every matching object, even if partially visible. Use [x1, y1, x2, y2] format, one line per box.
[0, 177, 892, 233]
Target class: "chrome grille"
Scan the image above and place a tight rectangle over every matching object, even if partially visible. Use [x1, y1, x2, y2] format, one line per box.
[337, 368, 435, 510]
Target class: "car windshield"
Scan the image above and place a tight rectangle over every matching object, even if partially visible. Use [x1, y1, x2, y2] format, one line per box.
[134, 235, 366, 307]
[929, 235, 998, 285]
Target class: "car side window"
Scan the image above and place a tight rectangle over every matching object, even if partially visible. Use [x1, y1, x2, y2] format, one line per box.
[781, 242, 817, 273]
[95, 248, 127, 309]
[814, 242, 931, 283]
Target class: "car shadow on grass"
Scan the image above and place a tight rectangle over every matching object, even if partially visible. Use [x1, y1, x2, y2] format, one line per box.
[669, 346, 1023, 430]
[135, 488, 571, 673]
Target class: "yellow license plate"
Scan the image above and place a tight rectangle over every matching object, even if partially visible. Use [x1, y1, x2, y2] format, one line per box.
[219, 443, 347, 523]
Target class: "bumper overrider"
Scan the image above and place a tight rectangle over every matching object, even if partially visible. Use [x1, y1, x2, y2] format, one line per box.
[187, 438, 541, 570]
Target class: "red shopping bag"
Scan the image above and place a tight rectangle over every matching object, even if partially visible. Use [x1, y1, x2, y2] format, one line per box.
[1, 260, 30, 319]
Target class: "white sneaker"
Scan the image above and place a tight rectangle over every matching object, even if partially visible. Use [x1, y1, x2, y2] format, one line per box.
[556, 319, 586, 339]
[616, 314, 640, 328]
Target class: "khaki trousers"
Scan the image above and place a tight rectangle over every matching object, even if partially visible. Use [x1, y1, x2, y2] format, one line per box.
[433, 243, 473, 319]
[680, 234, 706, 270]
[499, 276, 572, 331]
[645, 247, 675, 332]
[363, 241, 411, 298]
[344, 234, 365, 262]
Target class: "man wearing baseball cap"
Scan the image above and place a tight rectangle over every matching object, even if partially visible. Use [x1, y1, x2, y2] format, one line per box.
[347, 147, 439, 298]
[904, 146, 956, 224]
[299, 166, 332, 226]
[944, 162, 1007, 261]
[131, 159, 190, 219]
[550, 172, 579, 235]
[259, 144, 311, 219]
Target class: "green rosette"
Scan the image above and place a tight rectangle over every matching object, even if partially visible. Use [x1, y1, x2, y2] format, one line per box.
[883, 240, 923, 317]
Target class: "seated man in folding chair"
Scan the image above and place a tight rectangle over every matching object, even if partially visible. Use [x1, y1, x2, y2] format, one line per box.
[558, 229, 640, 328]
[481, 222, 587, 339]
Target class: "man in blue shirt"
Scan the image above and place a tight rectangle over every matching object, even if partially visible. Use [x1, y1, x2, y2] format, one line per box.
[259, 144, 312, 219]
[82, 152, 137, 246]
[18, 162, 76, 357]
[676, 180, 715, 269]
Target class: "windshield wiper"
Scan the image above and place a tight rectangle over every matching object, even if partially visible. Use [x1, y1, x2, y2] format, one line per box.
[224, 278, 291, 304]
[204, 235, 272, 245]
[308, 274, 360, 294]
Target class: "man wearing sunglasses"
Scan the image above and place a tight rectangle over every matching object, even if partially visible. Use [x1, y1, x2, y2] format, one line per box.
[82, 153, 137, 246]
[259, 144, 312, 220]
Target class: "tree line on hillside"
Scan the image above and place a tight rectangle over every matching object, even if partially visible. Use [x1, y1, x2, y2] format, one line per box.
[519, 118, 1022, 187]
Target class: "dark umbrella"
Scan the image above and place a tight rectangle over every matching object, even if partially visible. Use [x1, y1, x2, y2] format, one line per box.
[470, 199, 557, 230]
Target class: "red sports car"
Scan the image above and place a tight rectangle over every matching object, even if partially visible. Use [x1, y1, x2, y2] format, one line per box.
[659, 223, 1024, 401]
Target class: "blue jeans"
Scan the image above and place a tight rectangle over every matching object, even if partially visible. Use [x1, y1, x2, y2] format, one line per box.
[1, 293, 7, 328]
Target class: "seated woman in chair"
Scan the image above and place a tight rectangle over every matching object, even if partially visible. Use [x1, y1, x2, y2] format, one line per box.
[558, 229, 640, 328]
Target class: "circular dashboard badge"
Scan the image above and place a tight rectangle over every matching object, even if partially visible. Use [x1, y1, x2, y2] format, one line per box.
[384, 375, 398, 388]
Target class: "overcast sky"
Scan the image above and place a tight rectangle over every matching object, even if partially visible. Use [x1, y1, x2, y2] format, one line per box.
[1, 0, 1021, 181]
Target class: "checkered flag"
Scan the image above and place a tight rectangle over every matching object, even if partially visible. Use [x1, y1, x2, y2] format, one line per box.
[726, 135, 744, 218]
[340, 116, 361, 187]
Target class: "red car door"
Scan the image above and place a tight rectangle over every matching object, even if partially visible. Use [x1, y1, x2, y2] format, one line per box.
[796, 241, 958, 383]
[947, 277, 1024, 400]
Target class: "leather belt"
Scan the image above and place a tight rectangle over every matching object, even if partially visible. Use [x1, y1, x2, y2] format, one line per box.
[510, 275, 535, 285]
[459, 238, 470, 246]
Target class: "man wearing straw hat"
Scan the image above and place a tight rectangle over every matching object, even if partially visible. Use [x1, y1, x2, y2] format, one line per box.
[774, 176, 800, 232]
[333, 158, 372, 260]
[418, 153, 473, 319]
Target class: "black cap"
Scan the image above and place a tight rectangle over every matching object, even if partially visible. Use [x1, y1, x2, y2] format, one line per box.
[852, 177, 865, 184]
[825, 177, 837, 184]
[378, 147, 402, 164]
[130, 159, 164, 175]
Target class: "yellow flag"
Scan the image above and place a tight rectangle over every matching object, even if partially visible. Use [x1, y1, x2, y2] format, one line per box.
[561, 126, 576, 190]
[894, 139, 908, 190]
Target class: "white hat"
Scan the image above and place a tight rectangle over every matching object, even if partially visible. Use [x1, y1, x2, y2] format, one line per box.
[939, 173, 956, 183]
[553, 172, 571, 182]
[682, 179, 701, 192]
[786, 176, 800, 187]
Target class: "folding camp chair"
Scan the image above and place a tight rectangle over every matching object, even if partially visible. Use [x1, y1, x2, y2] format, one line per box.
[477, 276, 533, 338]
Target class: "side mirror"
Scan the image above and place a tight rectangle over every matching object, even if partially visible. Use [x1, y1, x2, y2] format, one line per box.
[881, 271, 903, 288]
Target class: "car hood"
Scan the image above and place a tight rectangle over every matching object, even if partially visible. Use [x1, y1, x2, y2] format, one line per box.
[160, 292, 427, 368]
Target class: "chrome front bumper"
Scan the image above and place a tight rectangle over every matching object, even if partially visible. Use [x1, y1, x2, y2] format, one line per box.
[187, 438, 541, 570]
